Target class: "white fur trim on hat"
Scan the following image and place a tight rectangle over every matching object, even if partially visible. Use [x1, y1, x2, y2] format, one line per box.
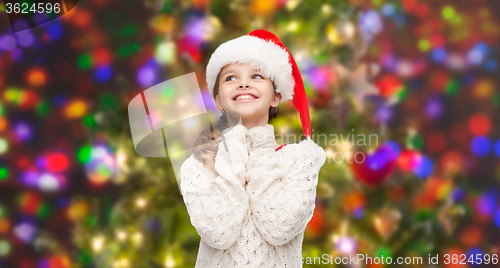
[206, 35, 294, 103]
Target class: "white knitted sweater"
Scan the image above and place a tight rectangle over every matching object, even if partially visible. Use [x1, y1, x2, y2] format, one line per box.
[180, 124, 326, 268]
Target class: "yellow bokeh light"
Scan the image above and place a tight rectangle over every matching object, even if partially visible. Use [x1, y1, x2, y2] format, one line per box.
[65, 100, 87, 119]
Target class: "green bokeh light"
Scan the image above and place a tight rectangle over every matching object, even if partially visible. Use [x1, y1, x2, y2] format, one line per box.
[77, 54, 93, 70]
[77, 146, 92, 163]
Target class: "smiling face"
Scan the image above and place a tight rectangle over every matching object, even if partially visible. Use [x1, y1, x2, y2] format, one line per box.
[214, 63, 280, 126]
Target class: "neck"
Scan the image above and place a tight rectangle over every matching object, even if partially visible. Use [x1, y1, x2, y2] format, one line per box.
[241, 115, 269, 130]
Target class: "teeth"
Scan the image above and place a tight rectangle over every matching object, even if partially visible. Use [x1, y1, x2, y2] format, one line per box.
[235, 95, 256, 101]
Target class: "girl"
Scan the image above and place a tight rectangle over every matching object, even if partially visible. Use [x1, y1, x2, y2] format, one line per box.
[180, 29, 326, 267]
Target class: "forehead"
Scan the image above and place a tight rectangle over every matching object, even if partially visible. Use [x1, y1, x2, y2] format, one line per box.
[220, 62, 261, 72]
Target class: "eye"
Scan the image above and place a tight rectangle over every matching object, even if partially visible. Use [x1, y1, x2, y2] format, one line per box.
[252, 74, 263, 79]
[225, 75, 236, 81]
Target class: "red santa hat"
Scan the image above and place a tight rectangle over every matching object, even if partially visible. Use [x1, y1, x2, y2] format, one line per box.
[206, 29, 312, 139]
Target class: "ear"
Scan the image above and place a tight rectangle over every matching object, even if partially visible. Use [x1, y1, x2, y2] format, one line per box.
[214, 94, 223, 110]
[271, 92, 281, 107]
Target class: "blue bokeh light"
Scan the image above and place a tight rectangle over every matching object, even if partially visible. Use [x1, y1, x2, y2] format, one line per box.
[471, 136, 490, 157]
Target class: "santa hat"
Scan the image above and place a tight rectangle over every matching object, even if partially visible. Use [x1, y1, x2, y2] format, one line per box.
[206, 29, 311, 139]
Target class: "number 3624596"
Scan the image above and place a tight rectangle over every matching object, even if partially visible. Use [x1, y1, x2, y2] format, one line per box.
[5, 3, 62, 14]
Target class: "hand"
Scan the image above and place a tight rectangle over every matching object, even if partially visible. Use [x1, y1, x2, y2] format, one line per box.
[221, 124, 249, 147]
[246, 125, 276, 152]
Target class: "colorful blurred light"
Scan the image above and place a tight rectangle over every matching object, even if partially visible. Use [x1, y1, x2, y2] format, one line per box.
[77, 146, 92, 163]
[407, 132, 424, 150]
[46, 23, 64, 41]
[374, 74, 403, 97]
[21, 170, 39, 187]
[353, 207, 364, 218]
[77, 54, 93, 70]
[11, 47, 24, 62]
[359, 10, 383, 35]
[375, 104, 393, 124]
[446, 53, 467, 71]
[46, 153, 69, 172]
[184, 16, 221, 42]
[0, 118, 6, 132]
[431, 48, 447, 63]
[137, 60, 159, 87]
[335, 236, 357, 254]
[381, 3, 395, 16]
[343, 191, 365, 213]
[38, 255, 71, 268]
[0, 34, 17, 51]
[306, 66, 333, 91]
[397, 150, 421, 171]
[494, 208, 500, 228]
[468, 114, 491, 136]
[14, 221, 37, 243]
[0, 218, 9, 235]
[93, 64, 113, 82]
[85, 145, 117, 185]
[14, 30, 34, 48]
[0, 240, 11, 257]
[66, 201, 89, 221]
[494, 140, 500, 158]
[470, 136, 490, 157]
[418, 39, 430, 52]
[380, 52, 396, 70]
[366, 145, 396, 171]
[19, 90, 39, 109]
[413, 155, 433, 179]
[155, 41, 176, 65]
[472, 78, 494, 99]
[383, 140, 401, 159]
[150, 14, 176, 33]
[92, 47, 111, 65]
[14, 122, 33, 141]
[18, 191, 42, 215]
[451, 187, 465, 202]
[38, 173, 64, 192]
[64, 100, 87, 119]
[476, 189, 498, 216]
[0, 206, 7, 217]
[424, 96, 444, 119]
[467, 43, 487, 66]
[27, 68, 47, 87]
[0, 166, 8, 180]
[442, 6, 455, 20]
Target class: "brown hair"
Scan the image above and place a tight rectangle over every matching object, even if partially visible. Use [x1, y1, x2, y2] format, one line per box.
[192, 71, 280, 170]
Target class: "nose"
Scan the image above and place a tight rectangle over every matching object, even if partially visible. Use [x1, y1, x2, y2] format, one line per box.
[238, 84, 250, 88]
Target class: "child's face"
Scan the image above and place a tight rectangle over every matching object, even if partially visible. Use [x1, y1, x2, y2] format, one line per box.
[216, 63, 280, 122]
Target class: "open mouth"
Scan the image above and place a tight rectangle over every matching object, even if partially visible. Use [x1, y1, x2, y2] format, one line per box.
[233, 94, 259, 102]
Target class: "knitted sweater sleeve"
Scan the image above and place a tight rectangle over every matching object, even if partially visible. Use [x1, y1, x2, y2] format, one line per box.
[180, 124, 250, 250]
[246, 125, 327, 246]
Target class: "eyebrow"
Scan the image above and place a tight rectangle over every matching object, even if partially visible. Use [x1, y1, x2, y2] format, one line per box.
[220, 68, 263, 79]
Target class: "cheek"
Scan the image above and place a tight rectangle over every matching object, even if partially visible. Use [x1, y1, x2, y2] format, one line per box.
[218, 86, 232, 100]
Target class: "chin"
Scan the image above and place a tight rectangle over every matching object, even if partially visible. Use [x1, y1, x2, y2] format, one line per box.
[233, 109, 255, 119]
